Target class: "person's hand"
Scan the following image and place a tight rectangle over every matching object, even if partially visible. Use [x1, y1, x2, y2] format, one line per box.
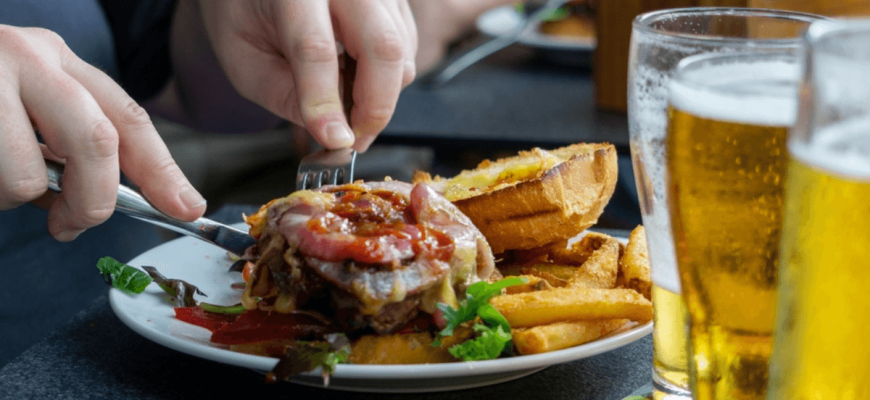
[196, 0, 418, 152]
[0, 25, 206, 241]
[410, 0, 516, 72]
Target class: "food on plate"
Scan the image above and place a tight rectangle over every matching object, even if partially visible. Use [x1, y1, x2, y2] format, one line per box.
[107, 141, 652, 380]
[486, 227, 652, 354]
[489, 287, 652, 328]
[414, 142, 618, 253]
[621, 226, 651, 300]
[504, 232, 622, 289]
[346, 324, 475, 364]
[241, 179, 495, 336]
[512, 319, 627, 355]
[417, 143, 647, 355]
[538, 1, 597, 40]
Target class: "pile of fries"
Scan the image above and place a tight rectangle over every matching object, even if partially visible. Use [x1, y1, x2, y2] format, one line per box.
[490, 226, 653, 355]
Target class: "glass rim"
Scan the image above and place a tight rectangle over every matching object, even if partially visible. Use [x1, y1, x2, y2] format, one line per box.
[632, 7, 828, 45]
[805, 18, 870, 51]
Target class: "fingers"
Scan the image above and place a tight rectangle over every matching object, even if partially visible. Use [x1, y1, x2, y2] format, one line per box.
[384, 0, 418, 86]
[333, 1, 412, 152]
[271, 0, 354, 150]
[0, 74, 47, 211]
[63, 56, 207, 222]
[19, 59, 120, 241]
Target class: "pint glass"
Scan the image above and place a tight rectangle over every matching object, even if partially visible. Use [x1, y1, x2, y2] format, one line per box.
[627, 8, 823, 399]
[666, 52, 799, 400]
[767, 20, 870, 399]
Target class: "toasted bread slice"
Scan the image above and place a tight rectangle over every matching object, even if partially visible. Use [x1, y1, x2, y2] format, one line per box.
[415, 143, 618, 253]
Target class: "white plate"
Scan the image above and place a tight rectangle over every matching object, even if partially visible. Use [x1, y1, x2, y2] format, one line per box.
[110, 225, 651, 393]
[475, 5, 596, 52]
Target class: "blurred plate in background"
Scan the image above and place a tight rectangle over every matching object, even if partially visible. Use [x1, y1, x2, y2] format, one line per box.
[476, 5, 595, 67]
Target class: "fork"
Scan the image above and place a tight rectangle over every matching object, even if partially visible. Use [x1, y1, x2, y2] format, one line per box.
[295, 147, 357, 191]
[295, 48, 358, 191]
[45, 160, 256, 256]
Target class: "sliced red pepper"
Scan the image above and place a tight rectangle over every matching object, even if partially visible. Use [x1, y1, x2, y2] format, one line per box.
[209, 309, 331, 345]
[174, 306, 239, 332]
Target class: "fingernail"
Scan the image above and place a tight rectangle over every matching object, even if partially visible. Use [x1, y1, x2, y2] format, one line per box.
[56, 229, 85, 242]
[179, 186, 207, 210]
[326, 122, 355, 147]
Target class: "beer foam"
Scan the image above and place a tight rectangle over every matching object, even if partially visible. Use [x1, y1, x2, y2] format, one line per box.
[668, 60, 799, 127]
[790, 117, 870, 179]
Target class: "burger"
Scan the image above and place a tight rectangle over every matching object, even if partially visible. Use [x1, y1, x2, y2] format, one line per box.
[241, 180, 495, 336]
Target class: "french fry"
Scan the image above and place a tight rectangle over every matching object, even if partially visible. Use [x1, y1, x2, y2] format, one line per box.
[504, 275, 555, 294]
[567, 233, 621, 289]
[521, 265, 570, 287]
[620, 226, 652, 300]
[489, 287, 653, 328]
[512, 319, 628, 355]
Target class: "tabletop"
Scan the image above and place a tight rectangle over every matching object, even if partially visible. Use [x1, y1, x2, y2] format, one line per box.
[0, 205, 653, 400]
[380, 44, 630, 150]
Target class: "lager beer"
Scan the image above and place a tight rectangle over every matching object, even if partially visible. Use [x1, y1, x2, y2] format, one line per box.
[651, 284, 690, 398]
[666, 54, 798, 400]
[767, 121, 870, 399]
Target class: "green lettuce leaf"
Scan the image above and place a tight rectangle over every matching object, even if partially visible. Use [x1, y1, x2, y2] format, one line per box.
[447, 324, 512, 361]
[96, 256, 153, 294]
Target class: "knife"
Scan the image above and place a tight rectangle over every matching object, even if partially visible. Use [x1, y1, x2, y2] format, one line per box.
[45, 159, 256, 256]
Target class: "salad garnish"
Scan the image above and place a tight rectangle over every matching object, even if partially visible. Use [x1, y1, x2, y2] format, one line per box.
[265, 333, 352, 386]
[432, 277, 526, 360]
[142, 266, 205, 307]
[95, 256, 153, 295]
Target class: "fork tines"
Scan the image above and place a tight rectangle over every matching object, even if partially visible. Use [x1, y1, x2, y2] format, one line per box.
[296, 148, 357, 191]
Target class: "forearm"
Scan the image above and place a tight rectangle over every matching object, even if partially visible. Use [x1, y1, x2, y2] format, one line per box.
[144, 0, 283, 133]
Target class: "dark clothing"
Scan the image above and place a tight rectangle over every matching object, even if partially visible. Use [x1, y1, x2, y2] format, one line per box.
[0, 0, 177, 367]
[97, 0, 176, 101]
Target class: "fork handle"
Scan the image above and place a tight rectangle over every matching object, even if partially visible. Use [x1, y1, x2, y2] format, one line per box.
[45, 160, 255, 255]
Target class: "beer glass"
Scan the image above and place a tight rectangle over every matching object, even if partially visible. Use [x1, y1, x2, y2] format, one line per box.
[627, 8, 823, 399]
[666, 51, 799, 400]
[767, 20, 870, 399]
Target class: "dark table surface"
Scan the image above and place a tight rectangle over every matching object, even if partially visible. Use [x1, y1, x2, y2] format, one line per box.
[0, 204, 653, 400]
[382, 45, 629, 150]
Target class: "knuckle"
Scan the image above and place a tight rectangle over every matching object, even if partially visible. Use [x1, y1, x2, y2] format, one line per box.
[116, 98, 152, 127]
[267, 88, 299, 122]
[145, 155, 182, 186]
[364, 105, 394, 126]
[81, 119, 120, 159]
[368, 30, 404, 62]
[31, 27, 66, 48]
[3, 175, 48, 204]
[294, 36, 336, 63]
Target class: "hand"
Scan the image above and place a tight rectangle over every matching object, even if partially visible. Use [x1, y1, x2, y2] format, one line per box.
[0, 25, 206, 241]
[197, 0, 418, 152]
[410, 0, 516, 72]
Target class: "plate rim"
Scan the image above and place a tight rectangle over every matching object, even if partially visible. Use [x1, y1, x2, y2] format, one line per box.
[475, 5, 596, 52]
[109, 227, 651, 382]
